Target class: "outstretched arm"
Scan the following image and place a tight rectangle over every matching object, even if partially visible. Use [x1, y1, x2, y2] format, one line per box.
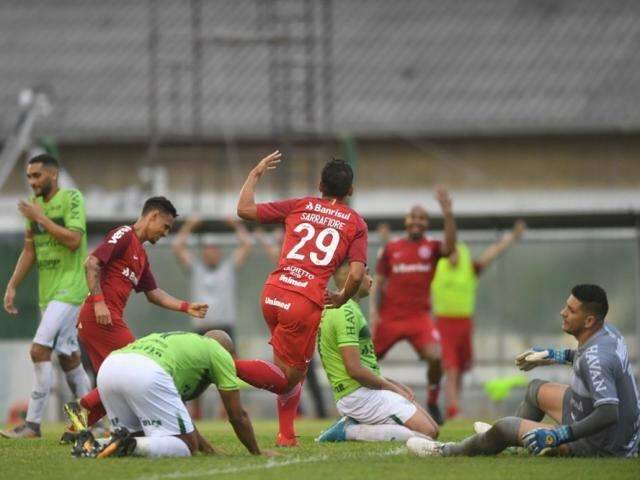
[228, 218, 253, 267]
[4, 231, 36, 314]
[435, 187, 456, 257]
[254, 227, 281, 264]
[368, 273, 386, 330]
[237, 151, 282, 221]
[172, 216, 201, 269]
[144, 288, 208, 318]
[218, 389, 262, 455]
[475, 219, 526, 271]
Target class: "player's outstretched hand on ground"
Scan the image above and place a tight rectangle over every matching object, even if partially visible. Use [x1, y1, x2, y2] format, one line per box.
[4, 286, 18, 315]
[252, 151, 282, 178]
[188, 302, 209, 319]
[522, 425, 572, 455]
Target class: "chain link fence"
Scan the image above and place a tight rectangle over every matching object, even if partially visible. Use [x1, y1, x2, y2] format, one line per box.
[2, 0, 640, 141]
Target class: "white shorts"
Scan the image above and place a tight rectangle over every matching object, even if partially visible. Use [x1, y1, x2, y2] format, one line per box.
[33, 300, 81, 356]
[336, 387, 417, 425]
[97, 353, 194, 437]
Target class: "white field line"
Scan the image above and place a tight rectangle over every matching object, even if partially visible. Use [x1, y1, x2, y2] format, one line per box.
[137, 446, 407, 480]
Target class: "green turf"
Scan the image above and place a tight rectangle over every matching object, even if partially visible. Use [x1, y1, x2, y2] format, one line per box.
[0, 420, 637, 480]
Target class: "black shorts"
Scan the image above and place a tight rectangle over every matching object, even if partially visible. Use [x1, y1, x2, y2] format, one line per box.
[561, 389, 607, 457]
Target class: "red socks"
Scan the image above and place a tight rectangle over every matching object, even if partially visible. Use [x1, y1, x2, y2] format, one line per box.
[277, 382, 302, 439]
[235, 359, 289, 395]
[79, 388, 107, 427]
[427, 384, 440, 405]
[233, 359, 303, 440]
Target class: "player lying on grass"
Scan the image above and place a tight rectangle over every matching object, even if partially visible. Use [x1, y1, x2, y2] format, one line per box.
[407, 284, 640, 458]
[316, 263, 440, 442]
[73, 330, 272, 458]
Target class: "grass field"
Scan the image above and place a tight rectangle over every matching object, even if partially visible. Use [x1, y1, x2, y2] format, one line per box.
[0, 419, 637, 480]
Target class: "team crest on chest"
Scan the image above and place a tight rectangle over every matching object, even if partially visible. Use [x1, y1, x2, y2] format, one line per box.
[418, 245, 432, 259]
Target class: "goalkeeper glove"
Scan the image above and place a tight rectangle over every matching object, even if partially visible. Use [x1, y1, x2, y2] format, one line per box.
[522, 425, 573, 455]
[515, 348, 572, 371]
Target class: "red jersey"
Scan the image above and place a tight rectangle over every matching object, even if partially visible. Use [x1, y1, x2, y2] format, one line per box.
[257, 196, 368, 307]
[90, 225, 157, 324]
[376, 236, 442, 319]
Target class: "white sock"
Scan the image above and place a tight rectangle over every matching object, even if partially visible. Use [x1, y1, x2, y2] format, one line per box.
[345, 424, 422, 442]
[25, 361, 53, 425]
[64, 364, 91, 397]
[133, 436, 191, 457]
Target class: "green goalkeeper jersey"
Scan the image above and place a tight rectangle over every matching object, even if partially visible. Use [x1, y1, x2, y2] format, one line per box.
[26, 188, 88, 310]
[115, 332, 240, 401]
[318, 299, 381, 401]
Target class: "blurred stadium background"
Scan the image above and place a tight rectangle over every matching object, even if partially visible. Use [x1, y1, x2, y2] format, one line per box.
[1, 0, 639, 422]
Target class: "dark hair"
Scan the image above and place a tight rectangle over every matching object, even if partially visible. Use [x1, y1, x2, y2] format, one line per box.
[571, 284, 608, 322]
[142, 196, 178, 218]
[28, 153, 59, 169]
[320, 159, 353, 198]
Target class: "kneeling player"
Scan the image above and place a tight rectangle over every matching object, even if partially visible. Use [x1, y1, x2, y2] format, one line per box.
[316, 264, 439, 442]
[407, 285, 640, 457]
[74, 330, 268, 458]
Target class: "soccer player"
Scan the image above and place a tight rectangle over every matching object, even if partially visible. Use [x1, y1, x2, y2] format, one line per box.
[316, 264, 439, 442]
[1, 154, 92, 439]
[370, 190, 456, 424]
[235, 151, 368, 446]
[431, 219, 526, 419]
[74, 330, 269, 458]
[172, 216, 252, 340]
[65, 197, 208, 430]
[407, 285, 640, 458]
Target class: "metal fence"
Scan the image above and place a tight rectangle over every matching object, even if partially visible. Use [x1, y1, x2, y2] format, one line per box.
[3, 0, 640, 141]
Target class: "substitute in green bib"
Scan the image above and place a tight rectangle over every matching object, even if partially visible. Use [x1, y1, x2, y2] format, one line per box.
[1, 154, 92, 439]
[431, 220, 525, 420]
[316, 264, 439, 443]
[81, 330, 270, 458]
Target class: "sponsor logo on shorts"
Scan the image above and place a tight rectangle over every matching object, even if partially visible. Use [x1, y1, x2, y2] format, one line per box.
[265, 296, 291, 311]
[391, 263, 431, 273]
[142, 419, 163, 427]
[278, 274, 308, 288]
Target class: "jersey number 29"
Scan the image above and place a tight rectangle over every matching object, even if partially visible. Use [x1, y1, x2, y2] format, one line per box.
[286, 223, 340, 266]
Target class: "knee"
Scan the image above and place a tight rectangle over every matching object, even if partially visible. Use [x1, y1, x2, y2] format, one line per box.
[489, 416, 521, 441]
[58, 352, 81, 372]
[30, 344, 51, 363]
[525, 379, 548, 407]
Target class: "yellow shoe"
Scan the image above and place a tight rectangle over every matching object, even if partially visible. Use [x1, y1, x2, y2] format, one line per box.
[64, 401, 89, 431]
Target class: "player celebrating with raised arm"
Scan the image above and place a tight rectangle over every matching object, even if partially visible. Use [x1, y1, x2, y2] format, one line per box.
[73, 330, 271, 458]
[407, 285, 640, 458]
[65, 197, 208, 431]
[1, 154, 92, 439]
[432, 219, 526, 419]
[316, 263, 440, 443]
[370, 190, 456, 425]
[235, 151, 368, 447]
